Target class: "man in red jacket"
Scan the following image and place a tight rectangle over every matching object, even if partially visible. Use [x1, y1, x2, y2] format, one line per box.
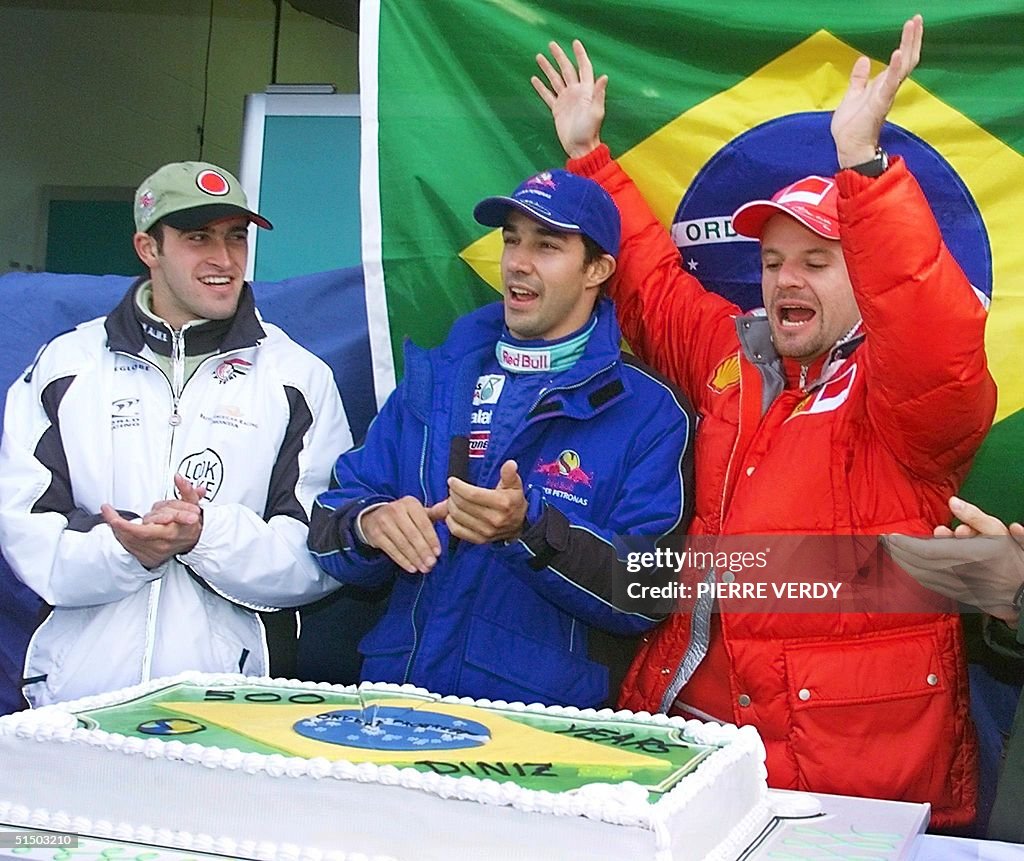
[532, 16, 996, 827]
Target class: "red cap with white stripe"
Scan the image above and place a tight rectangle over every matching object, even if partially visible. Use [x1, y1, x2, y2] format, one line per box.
[731, 175, 839, 240]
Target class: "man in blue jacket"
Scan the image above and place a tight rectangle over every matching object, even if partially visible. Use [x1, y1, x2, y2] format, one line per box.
[309, 169, 694, 707]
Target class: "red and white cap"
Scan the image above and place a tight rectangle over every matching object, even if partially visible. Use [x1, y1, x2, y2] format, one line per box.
[731, 175, 839, 240]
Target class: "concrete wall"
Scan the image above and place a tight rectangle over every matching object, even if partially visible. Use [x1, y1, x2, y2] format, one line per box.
[0, 0, 357, 274]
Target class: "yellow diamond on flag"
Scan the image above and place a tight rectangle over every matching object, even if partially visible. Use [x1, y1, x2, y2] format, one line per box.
[460, 29, 1022, 420]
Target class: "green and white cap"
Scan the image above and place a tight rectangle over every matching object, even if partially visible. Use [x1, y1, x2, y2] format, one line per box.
[133, 161, 273, 233]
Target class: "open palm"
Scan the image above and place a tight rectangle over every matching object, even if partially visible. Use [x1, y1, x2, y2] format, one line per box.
[831, 15, 923, 168]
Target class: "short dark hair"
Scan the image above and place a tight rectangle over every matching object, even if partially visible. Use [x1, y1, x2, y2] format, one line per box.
[581, 233, 614, 294]
[581, 234, 605, 266]
[147, 221, 166, 254]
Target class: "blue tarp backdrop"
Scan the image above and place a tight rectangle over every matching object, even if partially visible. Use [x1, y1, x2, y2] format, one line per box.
[0, 268, 384, 713]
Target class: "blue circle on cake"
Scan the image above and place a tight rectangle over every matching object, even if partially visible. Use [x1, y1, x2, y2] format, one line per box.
[672, 112, 990, 312]
[293, 708, 491, 751]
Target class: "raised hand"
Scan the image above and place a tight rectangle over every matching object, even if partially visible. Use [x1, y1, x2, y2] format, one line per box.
[359, 497, 447, 574]
[532, 39, 607, 160]
[445, 459, 528, 544]
[831, 14, 923, 168]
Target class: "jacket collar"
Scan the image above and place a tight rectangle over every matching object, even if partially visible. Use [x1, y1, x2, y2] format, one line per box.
[402, 297, 627, 423]
[104, 277, 266, 358]
[737, 314, 865, 391]
[438, 296, 622, 375]
[785, 320, 865, 391]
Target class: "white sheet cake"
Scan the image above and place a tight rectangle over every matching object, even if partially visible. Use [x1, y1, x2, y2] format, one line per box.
[0, 673, 774, 860]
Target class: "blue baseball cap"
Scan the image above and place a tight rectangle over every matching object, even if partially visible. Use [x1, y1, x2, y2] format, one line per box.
[474, 169, 620, 257]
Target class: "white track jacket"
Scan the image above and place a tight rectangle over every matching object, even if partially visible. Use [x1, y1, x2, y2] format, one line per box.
[0, 282, 351, 706]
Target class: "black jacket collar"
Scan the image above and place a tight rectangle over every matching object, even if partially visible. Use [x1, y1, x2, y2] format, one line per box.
[104, 278, 266, 358]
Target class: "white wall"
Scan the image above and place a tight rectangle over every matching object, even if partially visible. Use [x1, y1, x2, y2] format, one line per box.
[0, 0, 357, 273]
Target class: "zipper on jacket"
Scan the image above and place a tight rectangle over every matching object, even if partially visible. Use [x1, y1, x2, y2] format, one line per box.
[403, 425, 431, 683]
[168, 329, 187, 462]
[140, 578, 162, 682]
[402, 576, 428, 685]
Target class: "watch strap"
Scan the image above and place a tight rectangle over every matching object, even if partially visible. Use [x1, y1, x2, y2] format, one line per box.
[848, 147, 889, 178]
[1012, 579, 1024, 612]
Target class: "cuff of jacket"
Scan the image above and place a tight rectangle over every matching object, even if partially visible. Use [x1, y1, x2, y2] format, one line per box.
[835, 154, 906, 198]
[517, 496, 570, 572]
[339, 497, 393, 559]
[982, 613, 1024, 659]
[566, 143, 613, 178]
[177, 503, 224, 570]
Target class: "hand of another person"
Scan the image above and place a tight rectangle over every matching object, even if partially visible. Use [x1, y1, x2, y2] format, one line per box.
[884, 496, 1024, 625]
[101, 475, 206, 569]
[359, 496, 447, 574]
[532, 39, 607, 159]
[831, 14, 923, 168]
[933, 496, 1024, 541]
[445, 459, 528, 544]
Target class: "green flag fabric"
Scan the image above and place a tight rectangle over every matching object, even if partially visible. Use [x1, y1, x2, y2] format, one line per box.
[361, 0, 1024, 521]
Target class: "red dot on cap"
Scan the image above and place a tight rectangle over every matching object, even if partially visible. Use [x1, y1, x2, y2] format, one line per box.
[196, 169, 230, 196]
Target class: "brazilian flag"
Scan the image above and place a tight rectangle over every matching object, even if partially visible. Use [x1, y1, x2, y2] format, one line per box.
[362, 0, 1023, 521]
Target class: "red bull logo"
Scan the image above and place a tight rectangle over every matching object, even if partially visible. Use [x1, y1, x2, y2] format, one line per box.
[499, 345, 550, 371]
[535, 450, 593, 488]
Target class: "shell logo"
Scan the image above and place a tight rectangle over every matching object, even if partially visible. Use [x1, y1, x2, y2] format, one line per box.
[709, 354, 741, 394]
[789, 393, 814, 418]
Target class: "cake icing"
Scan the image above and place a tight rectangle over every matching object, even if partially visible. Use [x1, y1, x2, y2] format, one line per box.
[0, 673, 773, 860]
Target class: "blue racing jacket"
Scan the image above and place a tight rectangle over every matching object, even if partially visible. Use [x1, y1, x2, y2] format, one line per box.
[309, 298, 694, 707]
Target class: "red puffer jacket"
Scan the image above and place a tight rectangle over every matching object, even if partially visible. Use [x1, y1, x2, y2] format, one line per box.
[570, 145, 996, 828]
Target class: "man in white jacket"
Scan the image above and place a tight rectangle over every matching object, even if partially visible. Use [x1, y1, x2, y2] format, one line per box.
[0, 161, 352, 706]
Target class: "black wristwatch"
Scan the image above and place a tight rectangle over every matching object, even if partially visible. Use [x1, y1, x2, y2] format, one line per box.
[849, 147, 889, 178]
[1012, 580, 1024, 613]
